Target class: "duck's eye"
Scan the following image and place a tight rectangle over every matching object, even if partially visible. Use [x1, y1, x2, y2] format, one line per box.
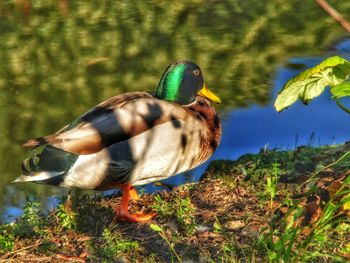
[193, 69, 200, 76]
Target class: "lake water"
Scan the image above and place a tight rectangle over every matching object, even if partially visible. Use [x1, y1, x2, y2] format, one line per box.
[0, 1, 350, 222]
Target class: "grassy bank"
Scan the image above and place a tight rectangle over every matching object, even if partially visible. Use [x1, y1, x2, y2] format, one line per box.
[1, 143, 350, 262]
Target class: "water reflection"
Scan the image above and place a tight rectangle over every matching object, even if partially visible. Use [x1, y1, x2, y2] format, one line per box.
[1, 0, 350, 221]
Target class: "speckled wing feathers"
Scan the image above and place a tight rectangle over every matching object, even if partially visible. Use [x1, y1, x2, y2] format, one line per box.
[23, 92, 194, 155]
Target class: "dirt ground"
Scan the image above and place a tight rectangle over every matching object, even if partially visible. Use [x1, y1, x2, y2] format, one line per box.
[1, 143, 350, 262]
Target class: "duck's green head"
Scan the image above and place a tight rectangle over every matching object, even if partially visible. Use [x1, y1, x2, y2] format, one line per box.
[156, 60, 221, 105]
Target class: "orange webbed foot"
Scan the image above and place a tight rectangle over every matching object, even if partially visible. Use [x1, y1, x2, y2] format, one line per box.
[119, 211, 156, 223]
[116, 183, 156, 223]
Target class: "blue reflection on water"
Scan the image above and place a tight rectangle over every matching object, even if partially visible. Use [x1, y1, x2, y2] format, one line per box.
[336, 38, 350, 53]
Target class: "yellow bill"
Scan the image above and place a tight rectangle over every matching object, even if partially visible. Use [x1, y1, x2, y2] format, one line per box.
[198, 84, 221, 104]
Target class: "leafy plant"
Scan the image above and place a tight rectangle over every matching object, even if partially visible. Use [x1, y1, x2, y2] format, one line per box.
[14, 198, 45, 237]
[297, 176, 350, 261]
[175, 197, 196, 235]
[0, 225, 15, 252]
[56, 203, 78, 230]
[0, 198, 45, 253]
[259, 206, 302, 262]
[213, 218, 223, 233]
[266, 162, 280, 210]
[152, 194, 196, 235]
[152, 194, 173, 218]
[275, 55, 350, 113]
[101, 227, 139, 260]
[259, 172, 350, 262]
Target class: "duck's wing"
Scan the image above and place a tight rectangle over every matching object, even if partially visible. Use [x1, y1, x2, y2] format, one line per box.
[23, 92, 191, 155]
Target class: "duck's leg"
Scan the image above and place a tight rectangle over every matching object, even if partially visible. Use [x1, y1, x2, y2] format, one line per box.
[118, 183, 156, 222]
[128, 185, 140, 201]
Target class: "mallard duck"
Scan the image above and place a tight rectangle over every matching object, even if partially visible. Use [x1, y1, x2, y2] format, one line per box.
[14, 60, 222, 222]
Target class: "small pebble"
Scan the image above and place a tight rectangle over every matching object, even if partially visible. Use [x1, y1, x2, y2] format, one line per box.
[195, 225, 211, 233]
[223, 220, 245, 230]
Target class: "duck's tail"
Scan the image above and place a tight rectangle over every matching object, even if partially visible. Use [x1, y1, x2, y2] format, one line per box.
[13, 171, 65, 183]
[15, 145, 78, 186]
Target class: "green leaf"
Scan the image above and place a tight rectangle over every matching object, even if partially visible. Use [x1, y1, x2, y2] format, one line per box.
[344, 175, 350, 185]
[213, 221, 222, 232]
[274, 56, 350, 112]
[341, 194, 350, 211]
[150, 223, 162, 232]
[331, 81, 350, 99]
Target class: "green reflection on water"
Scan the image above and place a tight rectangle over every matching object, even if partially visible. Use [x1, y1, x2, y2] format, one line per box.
[0, 0, 349, 215]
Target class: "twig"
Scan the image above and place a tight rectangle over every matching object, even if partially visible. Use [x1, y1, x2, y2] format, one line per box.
[0, 240, 43, 260]
[315, 0, 350, 32]
[158, 228, 182, 263]
[150, 224, 182, 262]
